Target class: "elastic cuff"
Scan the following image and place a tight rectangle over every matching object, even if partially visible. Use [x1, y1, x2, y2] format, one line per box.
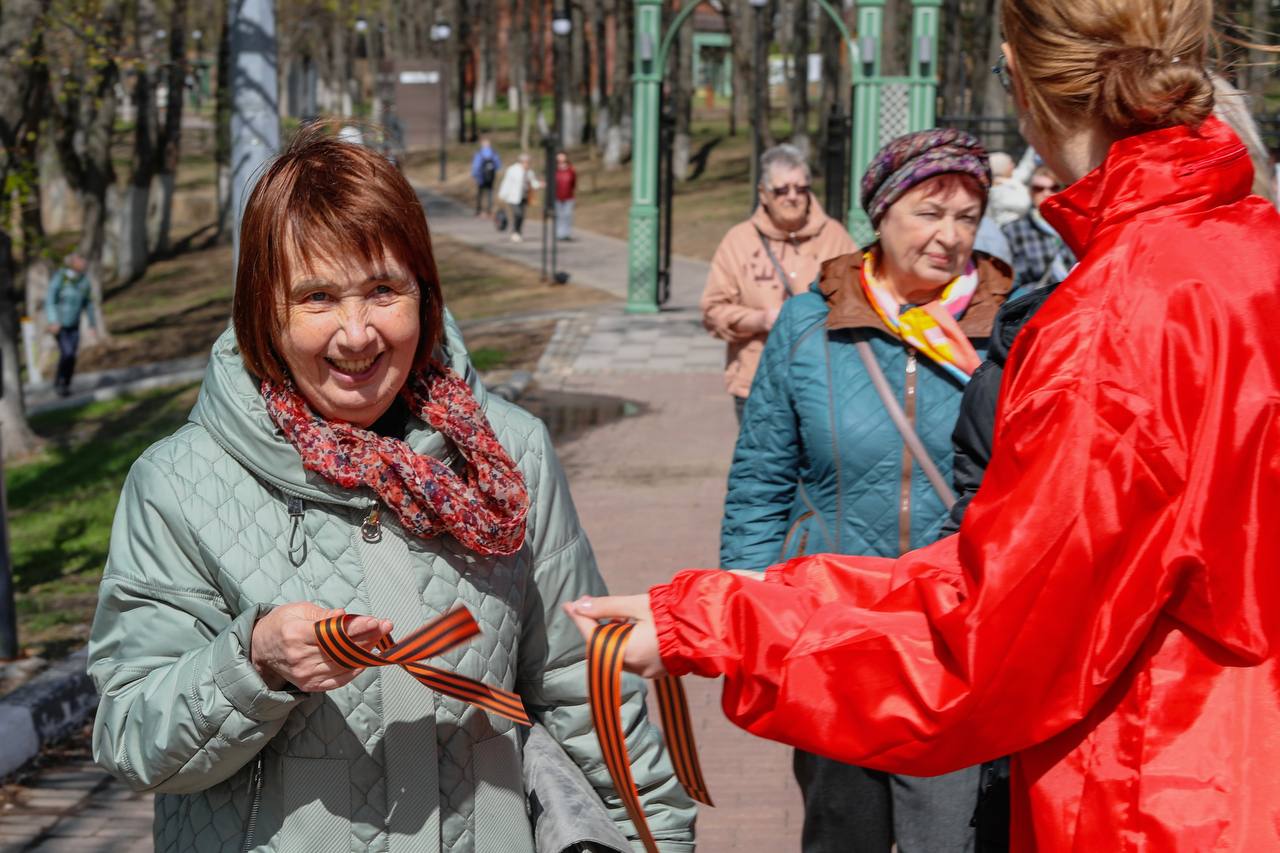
[211, 605, 304, 722]
[648, 583, 692, 678]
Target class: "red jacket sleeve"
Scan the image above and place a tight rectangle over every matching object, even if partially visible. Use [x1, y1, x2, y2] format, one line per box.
[650, 383, 1186, 775]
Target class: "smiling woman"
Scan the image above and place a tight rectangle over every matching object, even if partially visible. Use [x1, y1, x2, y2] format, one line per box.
[85, 125, 696, 853]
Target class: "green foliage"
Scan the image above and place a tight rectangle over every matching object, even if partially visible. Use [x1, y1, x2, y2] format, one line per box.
[469, 347, 509, 372]
[10, 383, 200, 651]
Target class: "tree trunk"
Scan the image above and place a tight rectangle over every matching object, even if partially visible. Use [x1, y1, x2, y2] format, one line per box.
[671, 8, 694, 181]
[0, 0, 49, 458]
[1245, 0, 1271, 105]
[0, 231, 40, 458]
[940, 0, 967, 116]
[153, 0, 187, 257]
[215, 0, 234, 241]
[814, 2, 843, 175]
[53, 0, 124, 338]
[788, 0, 810, 153]
[980, 0, 1006, 119]
[518, 0, 534, 150]
[727, 0, 753, 139]
[602, 0, 631, 169]
[119, 0, 160, 284]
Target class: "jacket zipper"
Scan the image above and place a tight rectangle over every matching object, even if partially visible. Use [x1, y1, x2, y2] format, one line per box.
[240, 754, 264, 852]
[780, 510, 816, 559]
[898, 349, 918, 555]
[361, 506, 382, 543]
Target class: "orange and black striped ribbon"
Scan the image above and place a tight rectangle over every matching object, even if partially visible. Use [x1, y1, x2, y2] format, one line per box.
[588, 622, 713, 853]
[314, 607, 530, 726]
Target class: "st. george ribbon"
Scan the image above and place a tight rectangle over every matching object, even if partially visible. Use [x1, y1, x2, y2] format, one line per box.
[589, 621, 714, 853]
[314, 606, 530, 726]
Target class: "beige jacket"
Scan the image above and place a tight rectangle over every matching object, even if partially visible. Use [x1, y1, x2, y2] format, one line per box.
[700, 197, 859, 397]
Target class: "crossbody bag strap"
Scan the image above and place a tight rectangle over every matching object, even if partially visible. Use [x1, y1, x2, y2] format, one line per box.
[755, 226, 794, 300]
[854, 340, 958, 510]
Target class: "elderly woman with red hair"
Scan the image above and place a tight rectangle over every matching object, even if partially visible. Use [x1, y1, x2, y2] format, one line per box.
[86, 127, 695, 853]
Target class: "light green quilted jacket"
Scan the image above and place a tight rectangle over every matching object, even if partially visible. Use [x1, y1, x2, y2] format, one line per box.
[87, 322, 696, 853]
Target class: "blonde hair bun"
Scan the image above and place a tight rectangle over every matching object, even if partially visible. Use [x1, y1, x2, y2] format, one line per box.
[1001, 0, 1216, 137]
[1096, 45, 1214, 130]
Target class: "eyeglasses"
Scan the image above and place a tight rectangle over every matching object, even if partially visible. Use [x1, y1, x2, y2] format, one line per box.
[992, 53, 1012, 95]
[1031, 182, 1064, 194]
[768, 183, 811, 198]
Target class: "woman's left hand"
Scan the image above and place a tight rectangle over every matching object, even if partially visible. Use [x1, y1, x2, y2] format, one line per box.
[562, 595, 668, 679]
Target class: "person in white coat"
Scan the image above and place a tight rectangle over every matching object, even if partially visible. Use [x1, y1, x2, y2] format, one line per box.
[497, 152, 541, 243]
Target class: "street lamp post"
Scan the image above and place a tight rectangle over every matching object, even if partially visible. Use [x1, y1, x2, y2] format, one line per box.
[430, 23, 452, 183]
[748, 0, 768, 211]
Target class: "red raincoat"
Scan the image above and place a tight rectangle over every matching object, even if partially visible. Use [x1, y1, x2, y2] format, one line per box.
[650, 117, 1280, 850]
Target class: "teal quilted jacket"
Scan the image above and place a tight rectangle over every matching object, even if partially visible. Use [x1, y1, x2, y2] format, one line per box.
[722, 251, 1010, 569]
[87, 321, 695, 853]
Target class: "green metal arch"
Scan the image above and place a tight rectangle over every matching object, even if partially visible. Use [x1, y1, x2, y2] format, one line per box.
[655, 0, 857, 81]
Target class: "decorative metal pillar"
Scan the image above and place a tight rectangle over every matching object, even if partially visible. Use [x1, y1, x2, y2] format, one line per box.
[850, 0, 885, 246]
[625, 0, 663, 314]
[909, 0, 941, 130]
[848, 0, 940, 246]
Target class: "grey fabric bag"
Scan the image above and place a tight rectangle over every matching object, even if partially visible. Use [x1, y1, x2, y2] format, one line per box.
[523, 724, 631, 853]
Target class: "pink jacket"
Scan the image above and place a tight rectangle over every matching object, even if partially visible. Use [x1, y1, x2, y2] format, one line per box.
[700, 198, 858, 397]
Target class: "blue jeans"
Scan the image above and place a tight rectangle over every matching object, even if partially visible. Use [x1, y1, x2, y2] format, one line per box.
[55, 326, 80, 391]
[555, 199, 575, 239]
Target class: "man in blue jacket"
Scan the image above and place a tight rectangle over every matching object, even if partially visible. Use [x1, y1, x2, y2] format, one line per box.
[46, 253, 96, 397]
[471, 137, 501, 217]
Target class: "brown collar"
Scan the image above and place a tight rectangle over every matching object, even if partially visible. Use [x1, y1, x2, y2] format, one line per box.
[818, 248, 1013, 338]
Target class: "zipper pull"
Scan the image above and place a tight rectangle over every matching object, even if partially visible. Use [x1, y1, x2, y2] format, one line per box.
[361, 506, 383, 543]
[906, 350, 917, 375]
[286, 497, 306, 567]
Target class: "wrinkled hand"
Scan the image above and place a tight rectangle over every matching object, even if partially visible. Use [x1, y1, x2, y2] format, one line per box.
[250, 602, 392, 692]
[562, 594, 667, 679]
[47, 323, 61, 336]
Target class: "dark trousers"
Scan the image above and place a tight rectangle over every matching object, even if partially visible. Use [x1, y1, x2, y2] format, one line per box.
[512, 200, 527, 235]
[476, 183, 494, 214]
[794, 749, 979, 853]
[55, 326, 80, 391]
[733, 395, 748, 424]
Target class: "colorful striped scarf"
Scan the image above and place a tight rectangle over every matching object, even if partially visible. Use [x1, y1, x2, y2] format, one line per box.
[860, 249, 982, 383]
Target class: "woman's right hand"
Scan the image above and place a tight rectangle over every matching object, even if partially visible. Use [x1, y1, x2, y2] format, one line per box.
[250, 602, 392, 692]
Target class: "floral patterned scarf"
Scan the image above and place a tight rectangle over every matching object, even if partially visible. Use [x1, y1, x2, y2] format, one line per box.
[262, 365, 530, 556]
[860, 249, 983, 383]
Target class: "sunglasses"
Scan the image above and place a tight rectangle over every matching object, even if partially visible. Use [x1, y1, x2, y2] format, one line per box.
[768, 183, 811, 198]
[992, 53, 1012, 95]
[1031, 183, 1064, 194]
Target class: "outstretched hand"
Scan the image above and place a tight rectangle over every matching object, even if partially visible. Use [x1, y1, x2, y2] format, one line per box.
[562, 594, 668, 679]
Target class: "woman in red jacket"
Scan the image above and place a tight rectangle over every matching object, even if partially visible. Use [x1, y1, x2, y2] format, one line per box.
[567, 0, 1280, 849]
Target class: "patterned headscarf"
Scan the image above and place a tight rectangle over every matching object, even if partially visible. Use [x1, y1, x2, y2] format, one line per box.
[861, 129, 992, 228]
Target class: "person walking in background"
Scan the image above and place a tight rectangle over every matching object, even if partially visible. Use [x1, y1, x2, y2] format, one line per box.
[984, 152, 1030, 226]
[722, 129, 1010, 853]
[567, 0, 1280, 848]
[554, 151, 577, 241]
[700, 144, 858, 423]
[46, 253, 95, 397]
[471, 136, 501, 217]
[497, 152, 540, 243]
[1000, 165, 1075, 290]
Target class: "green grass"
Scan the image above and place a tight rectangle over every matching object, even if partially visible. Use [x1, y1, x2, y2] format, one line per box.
[469, 346, 509, 372]
[10, 383, 201, 656]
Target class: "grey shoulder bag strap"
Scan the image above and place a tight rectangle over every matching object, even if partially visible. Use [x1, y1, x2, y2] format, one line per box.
[755, 227, 793, 299]
[854, 340, 958, 510]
